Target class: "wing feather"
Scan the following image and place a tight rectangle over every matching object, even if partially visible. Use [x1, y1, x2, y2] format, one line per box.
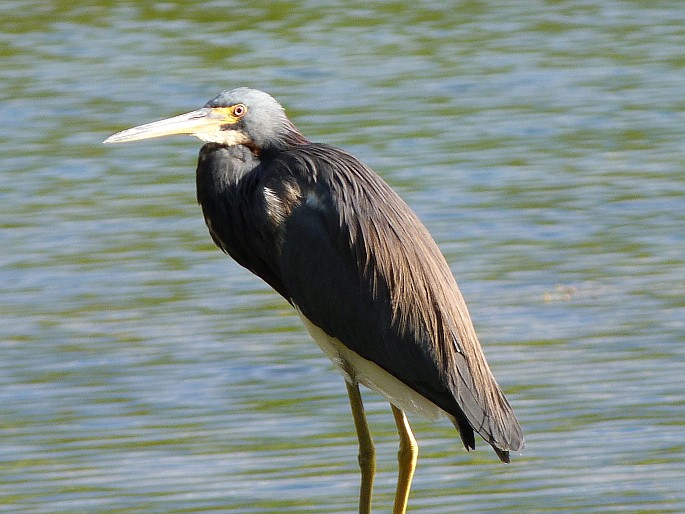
[266, 144, 523, 456]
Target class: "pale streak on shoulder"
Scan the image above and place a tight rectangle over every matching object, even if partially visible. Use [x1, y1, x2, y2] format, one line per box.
[263, 181, 303, 231]
[263, 186, 286, 226]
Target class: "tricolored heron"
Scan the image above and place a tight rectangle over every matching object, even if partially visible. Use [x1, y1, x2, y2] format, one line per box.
[104, 87, 523, 514]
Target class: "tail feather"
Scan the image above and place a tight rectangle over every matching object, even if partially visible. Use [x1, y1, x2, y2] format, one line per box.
[451, 419, 513, 463]
[494, 447, 510, 463]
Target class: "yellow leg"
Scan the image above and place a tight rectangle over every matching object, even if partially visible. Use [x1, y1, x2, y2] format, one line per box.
[345, 381, 376, 514]
[390, 404, 418, 514]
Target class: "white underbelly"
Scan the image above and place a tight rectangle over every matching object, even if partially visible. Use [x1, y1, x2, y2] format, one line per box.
[296, 310, 445, 421]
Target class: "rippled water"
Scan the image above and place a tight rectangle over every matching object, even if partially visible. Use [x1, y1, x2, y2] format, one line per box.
[1, 1, 684, 512]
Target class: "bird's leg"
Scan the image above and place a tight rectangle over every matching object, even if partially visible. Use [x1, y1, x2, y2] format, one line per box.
[345, 381, 376, 514]
[390, 404, 418, 514]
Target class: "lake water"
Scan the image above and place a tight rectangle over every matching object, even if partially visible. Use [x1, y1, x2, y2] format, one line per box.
[1, 1, 684, 512]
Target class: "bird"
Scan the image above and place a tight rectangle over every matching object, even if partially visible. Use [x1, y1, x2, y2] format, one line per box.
[104, 87, 523, 514]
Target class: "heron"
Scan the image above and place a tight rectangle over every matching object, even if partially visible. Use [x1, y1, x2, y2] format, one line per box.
[104, 87, 523, 514]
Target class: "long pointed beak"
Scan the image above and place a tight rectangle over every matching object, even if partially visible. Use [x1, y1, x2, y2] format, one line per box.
[103, 107, 232, 144]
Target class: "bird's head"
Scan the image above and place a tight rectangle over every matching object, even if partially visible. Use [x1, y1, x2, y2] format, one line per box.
[104, 87, 307, 152]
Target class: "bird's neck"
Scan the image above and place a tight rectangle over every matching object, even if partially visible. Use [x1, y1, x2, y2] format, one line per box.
[196, 143, 261, 198]
[268, 121, 310, 152]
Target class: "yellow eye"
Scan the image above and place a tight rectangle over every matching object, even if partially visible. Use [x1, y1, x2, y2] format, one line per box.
[232, 104, 247, 117]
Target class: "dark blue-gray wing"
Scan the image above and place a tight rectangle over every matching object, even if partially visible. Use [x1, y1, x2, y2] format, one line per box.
[270, 145, 523, 458]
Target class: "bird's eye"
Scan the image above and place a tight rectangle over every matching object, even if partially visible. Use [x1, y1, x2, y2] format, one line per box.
[232, 104, 247, 117]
